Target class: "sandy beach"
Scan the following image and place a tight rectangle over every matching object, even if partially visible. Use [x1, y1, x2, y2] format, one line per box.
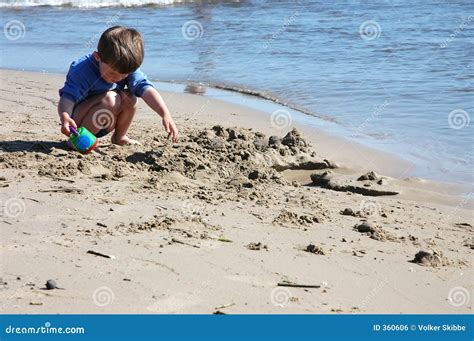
[0, 69, 472, 314]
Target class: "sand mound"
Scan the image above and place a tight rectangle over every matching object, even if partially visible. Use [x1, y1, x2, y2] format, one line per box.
[463, 237, 474, 250]
[136, 126, 333, 183]
[305, 244, 326, 255]
[353, 222, 396, 241]
[246, 242, 268, 251]
[311, 171, 399, 196]
[0, 126, 334, 192]
[410, 250, 452, 267]
[273, 209, 320, 226]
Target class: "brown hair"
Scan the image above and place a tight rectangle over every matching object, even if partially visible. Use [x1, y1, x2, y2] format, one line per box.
[97, 26, 144, 74]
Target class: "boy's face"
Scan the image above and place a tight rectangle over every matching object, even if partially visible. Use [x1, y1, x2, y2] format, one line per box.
[93, 52, 128, 84]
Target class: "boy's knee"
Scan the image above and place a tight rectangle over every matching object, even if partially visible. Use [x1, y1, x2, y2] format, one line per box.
[101, 91, 121, 110]
[120, 91, 138, 110]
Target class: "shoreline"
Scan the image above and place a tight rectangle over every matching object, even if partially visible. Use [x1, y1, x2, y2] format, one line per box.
[149, 80, 473, 190]
[1, 68, 472, 314]
[2, 67, 469, 196]
[158, 80, 474, 193]
[0, 0, 190, 8]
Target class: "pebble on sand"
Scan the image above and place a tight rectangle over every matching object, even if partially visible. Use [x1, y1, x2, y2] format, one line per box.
[46, 279, 58, 290]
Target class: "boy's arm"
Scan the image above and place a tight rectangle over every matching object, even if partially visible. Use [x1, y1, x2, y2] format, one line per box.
[58, 96, 77, 136]
[141, 87, 179, 143]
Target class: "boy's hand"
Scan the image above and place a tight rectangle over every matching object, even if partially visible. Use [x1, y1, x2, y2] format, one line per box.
[58, 97, 76, 136]
[141, 88, 179, 143]
[162, 113, 179, 143]
[60, 116, 77, 136]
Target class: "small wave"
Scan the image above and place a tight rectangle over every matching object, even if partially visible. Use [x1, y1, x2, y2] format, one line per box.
[0, 0, 201, 8]
[448, 88, 474, 93]
[168, 79, 337, 123]
[207, 82, 338, 123]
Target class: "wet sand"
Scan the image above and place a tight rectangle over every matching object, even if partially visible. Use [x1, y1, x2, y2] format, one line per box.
[0, 69, 472, 314]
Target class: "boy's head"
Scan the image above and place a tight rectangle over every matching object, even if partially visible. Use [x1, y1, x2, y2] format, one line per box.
[94, 26, 144, 83]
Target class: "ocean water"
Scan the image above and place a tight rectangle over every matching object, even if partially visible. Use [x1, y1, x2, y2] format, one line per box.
[0, 0, 473, 185]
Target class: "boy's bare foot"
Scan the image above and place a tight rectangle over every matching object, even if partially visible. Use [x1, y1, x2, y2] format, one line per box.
[111, 134, 141, 146]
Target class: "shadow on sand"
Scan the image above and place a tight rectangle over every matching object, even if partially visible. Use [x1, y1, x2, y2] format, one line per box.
[0, 140, 69, 154]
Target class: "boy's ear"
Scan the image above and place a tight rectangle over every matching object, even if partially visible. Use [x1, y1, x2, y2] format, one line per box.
[93, 51, 100, 61]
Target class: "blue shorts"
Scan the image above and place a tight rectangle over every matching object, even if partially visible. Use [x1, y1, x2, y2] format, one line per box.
[94, 128, 110, 138]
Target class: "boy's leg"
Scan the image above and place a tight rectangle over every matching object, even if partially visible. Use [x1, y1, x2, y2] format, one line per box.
[111, 90, 139, 145]
[71, 90, 138, 145]
[72, 91, 121, 136]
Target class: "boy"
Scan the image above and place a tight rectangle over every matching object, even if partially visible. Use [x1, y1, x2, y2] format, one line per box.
[58, 26, 178, 145]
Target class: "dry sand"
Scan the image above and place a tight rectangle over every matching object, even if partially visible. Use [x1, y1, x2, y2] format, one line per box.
[0, 69, 472, 314]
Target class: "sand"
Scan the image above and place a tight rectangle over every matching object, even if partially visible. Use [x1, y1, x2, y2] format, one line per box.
[0, 69, 472, 314]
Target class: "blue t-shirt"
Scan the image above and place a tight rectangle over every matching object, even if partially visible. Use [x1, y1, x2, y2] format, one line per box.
[59, 53, 154, 104]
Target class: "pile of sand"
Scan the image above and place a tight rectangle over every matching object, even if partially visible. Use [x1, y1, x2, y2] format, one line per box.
[353, 222, 396, 242]
[273, 209, 320, 226]
[0, 126, 333, 191]
[410, 250, 453, 267]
